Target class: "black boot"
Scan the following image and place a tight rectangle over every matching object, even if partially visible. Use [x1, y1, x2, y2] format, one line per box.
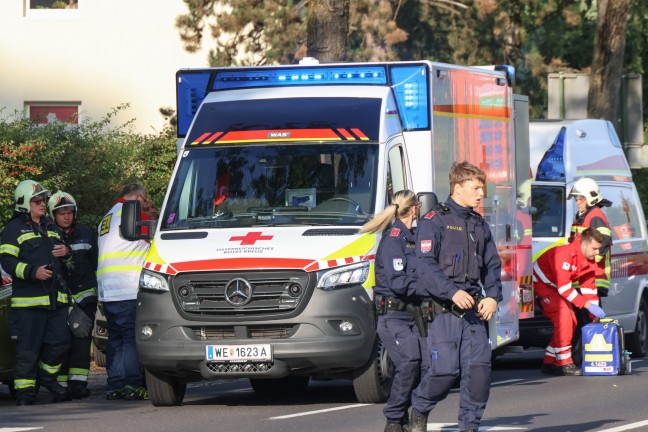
[384, 420, 404, 432]
[408, 410, 428, 432]
[68, 381, 90, 399]
[43, 383, 69, 402]
[554, 363, 582, 376]
[15, 387, 36, 406]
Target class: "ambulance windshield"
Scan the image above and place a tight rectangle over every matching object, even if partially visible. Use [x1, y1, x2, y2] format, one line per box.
[161, 144, 378, 230]
[530, 184, 566, 238]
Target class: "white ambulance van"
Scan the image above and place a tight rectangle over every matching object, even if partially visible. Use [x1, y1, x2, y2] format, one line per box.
[121, 60, 526, 406]
[520, 119, 648, 357]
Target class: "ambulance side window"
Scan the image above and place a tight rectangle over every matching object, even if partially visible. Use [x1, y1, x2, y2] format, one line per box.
[530, 185, 565, 237]
[600, 184, 643, 242]
[386, 145, 406, 206]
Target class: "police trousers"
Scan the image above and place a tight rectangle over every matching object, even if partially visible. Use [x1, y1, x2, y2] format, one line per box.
[10, 306, 71, 398]
[377, 311, 428, 421]
[411, 310, 491, 431]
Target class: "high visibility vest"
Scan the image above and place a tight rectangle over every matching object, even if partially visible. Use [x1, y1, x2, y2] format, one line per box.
[97, 201, 149, 302]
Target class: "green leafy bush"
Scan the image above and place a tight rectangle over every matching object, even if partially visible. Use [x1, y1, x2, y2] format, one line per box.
[0, 106, 176, 229]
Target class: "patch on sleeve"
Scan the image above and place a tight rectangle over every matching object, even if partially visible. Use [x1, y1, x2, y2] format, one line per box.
[424, 211, 436, 220]
[421, 239, 432, 253]
[390, 228, 401, 237]
[393, 258, 404, 271]
[561, 261, 570, 271]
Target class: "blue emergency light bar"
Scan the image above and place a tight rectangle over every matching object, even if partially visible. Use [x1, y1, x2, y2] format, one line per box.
[213, 66, 387, 90]
[176, 63, 431, 137]
[536, 127, 567, 181]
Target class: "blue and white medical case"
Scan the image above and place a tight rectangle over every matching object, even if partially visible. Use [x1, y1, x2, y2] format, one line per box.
[582, 319, 631, 376]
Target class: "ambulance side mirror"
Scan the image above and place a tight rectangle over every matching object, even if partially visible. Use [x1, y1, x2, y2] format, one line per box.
[417, 192, 438, 220]
[120, 200, 156, 241]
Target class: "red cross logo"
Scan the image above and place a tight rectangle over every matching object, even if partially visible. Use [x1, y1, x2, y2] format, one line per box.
[229, 231, 274, 245]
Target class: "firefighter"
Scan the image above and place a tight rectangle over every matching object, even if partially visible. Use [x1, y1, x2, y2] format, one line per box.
[567, 177, 612, 365]
[0, 180, 71, 405]
[48, 191, 98, 399]
[409, 162, 502, 432]
[534, 228, 606, 376]
[359, 190, 426, 432]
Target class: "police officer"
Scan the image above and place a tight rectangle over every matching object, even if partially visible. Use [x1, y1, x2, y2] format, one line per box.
[48, 191, 98, 399]
[409, 162, 502, 432]
[360, 190, 426, 432]
[0, 180, 71, 405]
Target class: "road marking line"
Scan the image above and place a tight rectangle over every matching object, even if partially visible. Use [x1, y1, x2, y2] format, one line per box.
[596, 420, 648, 432]
[0, 428, 44, 432]
[492, 379, 525, 386]
[427, 424, 527, 431]
[269, 403, 370, 419]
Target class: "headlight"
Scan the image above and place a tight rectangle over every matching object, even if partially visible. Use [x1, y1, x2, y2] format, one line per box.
[317, 261, 369, 291]
[140, 269, 169, 292]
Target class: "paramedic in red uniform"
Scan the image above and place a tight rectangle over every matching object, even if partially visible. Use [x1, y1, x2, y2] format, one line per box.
[533, 228, 606, 376]
[567, 177, 612, 365]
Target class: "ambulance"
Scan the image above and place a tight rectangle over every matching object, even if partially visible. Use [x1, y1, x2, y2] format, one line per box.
[520, 119, 648, 358]
[121, 59, 528, 406]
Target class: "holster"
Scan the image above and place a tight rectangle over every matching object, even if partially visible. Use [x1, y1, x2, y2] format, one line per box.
[406, 304, 428, 338]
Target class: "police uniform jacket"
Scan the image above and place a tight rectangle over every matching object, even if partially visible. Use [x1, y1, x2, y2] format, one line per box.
[374, 219, 418, 308]
[0, 213, 68, 309]
[63, 223, 98, 306]
[415, 197, 502, 303]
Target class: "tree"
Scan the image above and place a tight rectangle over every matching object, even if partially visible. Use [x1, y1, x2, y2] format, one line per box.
[587, 0, 630, 129]
[306, 0, 349, 62]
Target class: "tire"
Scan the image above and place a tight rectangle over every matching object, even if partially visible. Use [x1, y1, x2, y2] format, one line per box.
[352, 337, 392, 403]
[145, 368, 186, 406]
[628, 297, 648, 358]
[93, 345, 106, 368]
[250, 376, 309, 395]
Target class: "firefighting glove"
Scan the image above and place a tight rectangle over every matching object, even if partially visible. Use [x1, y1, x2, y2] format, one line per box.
[586, 303, 606, 319]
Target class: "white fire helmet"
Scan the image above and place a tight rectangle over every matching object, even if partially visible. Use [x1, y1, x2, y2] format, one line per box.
[568, 177, 602, 206]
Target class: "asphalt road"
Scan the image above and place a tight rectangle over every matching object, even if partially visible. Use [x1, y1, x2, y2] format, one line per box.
[1, 349, 648, 432]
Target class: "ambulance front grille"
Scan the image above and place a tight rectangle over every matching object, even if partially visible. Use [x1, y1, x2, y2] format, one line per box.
[205, 362, 273, 373]
[190, 324, 297, 340]
[173, 270, 312, 316]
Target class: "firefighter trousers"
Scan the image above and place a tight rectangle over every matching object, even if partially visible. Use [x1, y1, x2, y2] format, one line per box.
[58, 302, 97, 386]
[10, 306, 71, 399]
[535, 282, 577, 366]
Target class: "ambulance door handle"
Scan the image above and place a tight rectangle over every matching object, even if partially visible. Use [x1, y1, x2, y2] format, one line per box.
[506, 224, 511, 241]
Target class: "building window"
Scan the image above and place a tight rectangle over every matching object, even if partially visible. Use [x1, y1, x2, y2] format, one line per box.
[25, 0, 79, 18]
[27, 103, 80, 125]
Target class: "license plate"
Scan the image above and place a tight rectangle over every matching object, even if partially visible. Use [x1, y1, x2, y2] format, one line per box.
[206, 344, 272, 363]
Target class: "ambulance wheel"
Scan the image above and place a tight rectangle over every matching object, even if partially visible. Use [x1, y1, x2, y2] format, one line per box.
[250, 376, 309, 395]
[145, 368, 186, 406]
[352, 337, 392, 403]
[628, 297, 648, 358]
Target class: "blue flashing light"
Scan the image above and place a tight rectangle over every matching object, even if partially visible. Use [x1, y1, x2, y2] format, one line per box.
[213, 66, 387, 90]
[177, 71, 211, 137]
[390, 65, 429, 130]
[536, 127, 567, 181]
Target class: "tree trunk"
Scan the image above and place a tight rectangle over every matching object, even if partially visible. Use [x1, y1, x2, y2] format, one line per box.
[307, 0, 349, 62]
[587, 0, 630, 131]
